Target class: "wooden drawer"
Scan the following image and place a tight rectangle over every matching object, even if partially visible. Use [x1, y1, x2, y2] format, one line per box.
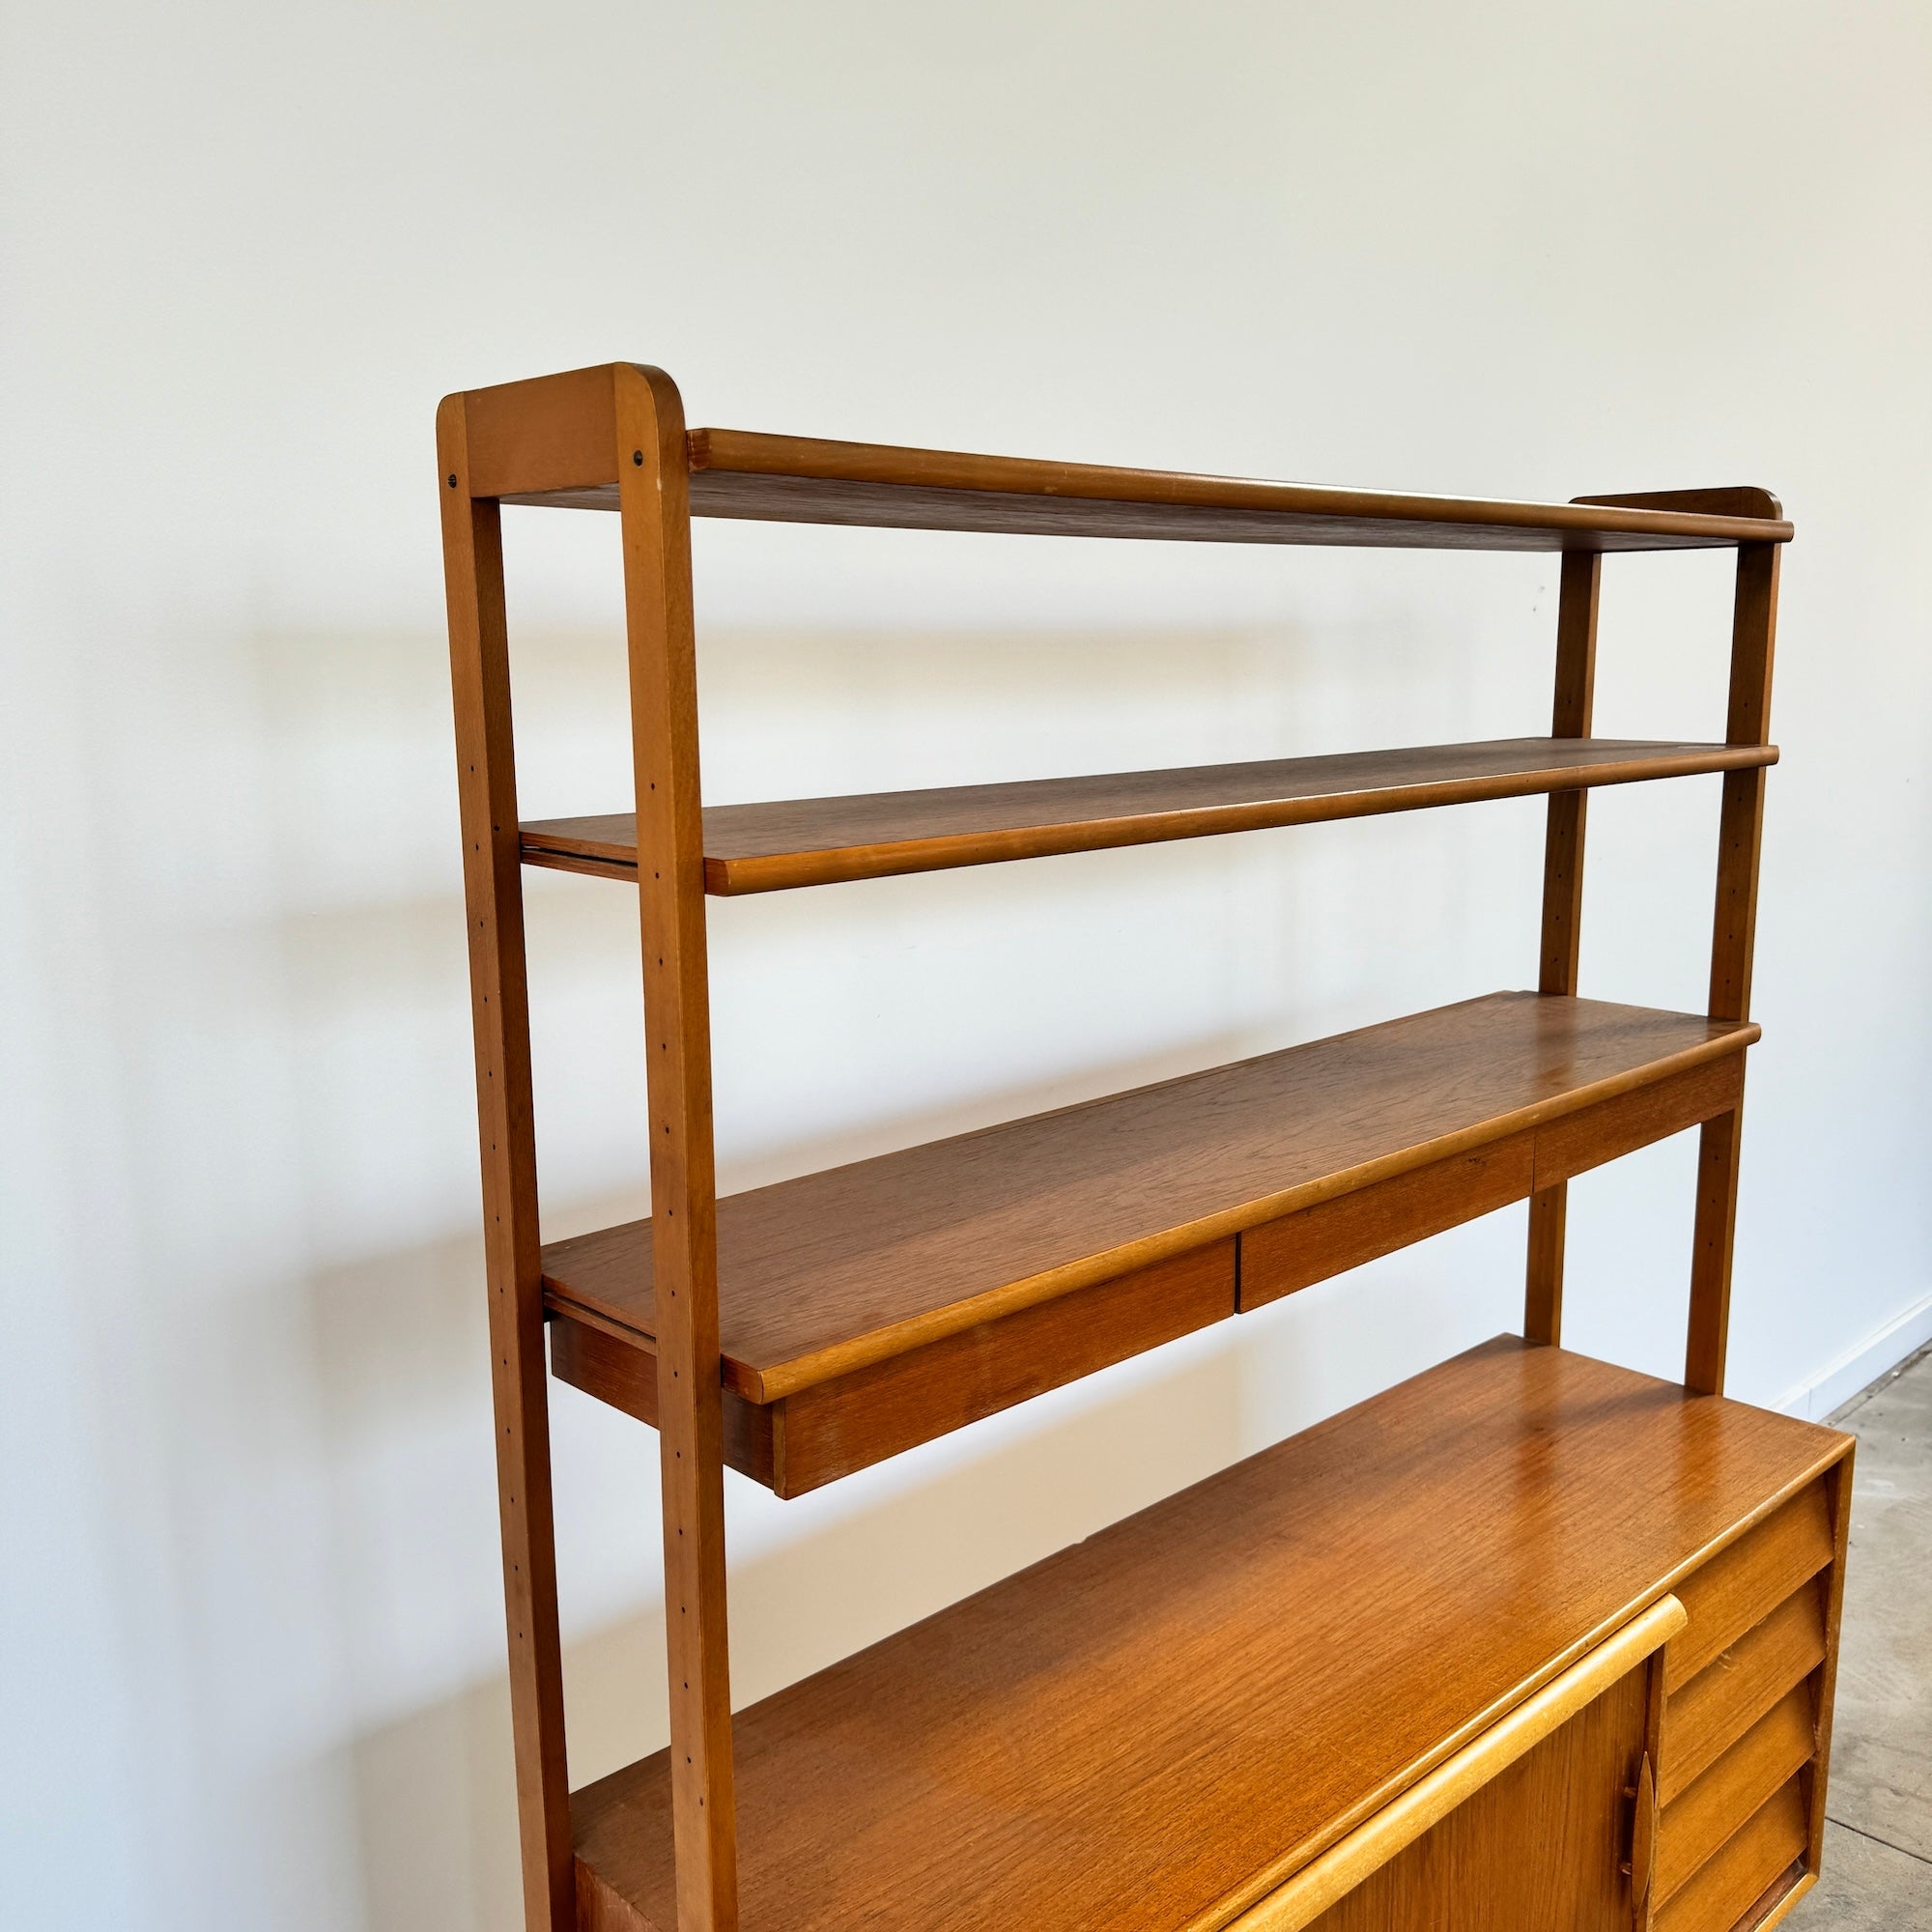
[1662, 1579, 1826, 1801]
[1654, 1776, 1807, 1932]
[1657, 1683, 1815, 1905]
[1649, 1466, 1845, 1928]
[554, 1240, 1236, 1497]
[1239, 1136, 1533, 1309]
[1534, 1054, 1743, 1190]
[1667, 1483, 1833, 1691]
[1238, 1053, 1743, 1314]
[772, 1240, 1234, 1492]
[551, 1316, 778, 1488]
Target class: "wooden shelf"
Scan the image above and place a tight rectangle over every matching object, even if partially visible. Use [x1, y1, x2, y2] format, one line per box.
[499, 417, 1791, 553]
[522, 736, 1778, 895]
[442, 368, 1811, 1932]
[545, 992, 1755, 1495]
[569, 1339, 1844, 1932]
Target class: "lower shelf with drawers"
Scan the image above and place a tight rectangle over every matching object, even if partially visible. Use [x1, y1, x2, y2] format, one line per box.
[569, 1339, 1852, 1932]
[544, 992, 1754, 1497]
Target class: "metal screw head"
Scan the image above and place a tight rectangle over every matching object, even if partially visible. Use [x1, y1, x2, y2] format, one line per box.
[633, 449, 644, 465]
[447, 473, 457, 487]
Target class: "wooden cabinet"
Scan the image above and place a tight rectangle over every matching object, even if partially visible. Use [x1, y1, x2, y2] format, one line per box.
[564, 1343, 1847, 1932]
[436, 366, 1844, 1931]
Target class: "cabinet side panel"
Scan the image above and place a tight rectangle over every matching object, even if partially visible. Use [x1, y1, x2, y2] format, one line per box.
[1804, 1452, 1854, 1871]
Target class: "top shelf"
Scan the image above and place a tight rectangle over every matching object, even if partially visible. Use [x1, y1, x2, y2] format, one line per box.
[505, 425, 1790, 553]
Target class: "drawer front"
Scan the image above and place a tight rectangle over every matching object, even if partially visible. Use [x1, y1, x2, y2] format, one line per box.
[1239, 1053, 1745, 1315]
[1654, 1776, 1807, 1932]
[554, 1241, 1236, 1499]
[1661, 1580, 1826, 1802]
[1666, 1483, 1833, 1692]
[1652, 1463, 1848, 1926]
[773, 1240, 1236, 1496]
[1239, 1136, 1533, 1310]
[1657, 1684, 1815, 1905]
[550, 1314, 777, 1488]
[1534, 1055, 1743, 1190]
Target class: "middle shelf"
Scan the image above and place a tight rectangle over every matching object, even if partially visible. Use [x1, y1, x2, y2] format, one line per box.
[522, 735, 1776, 895]
[545, 992, 1756, 1496]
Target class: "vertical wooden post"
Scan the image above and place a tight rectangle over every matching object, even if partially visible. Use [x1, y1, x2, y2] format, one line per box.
[1686, 542, 1779, 1395]
[613, 364, 739, 1932]
[438, 397, 575, 1932]
[1524, 549, 1602, 1347]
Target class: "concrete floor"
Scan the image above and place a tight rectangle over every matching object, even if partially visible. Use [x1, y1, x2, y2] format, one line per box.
[1787, 1343, 1932, 1928]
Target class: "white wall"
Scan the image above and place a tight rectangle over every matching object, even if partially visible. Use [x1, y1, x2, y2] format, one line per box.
[5, 4, 1928, 1926]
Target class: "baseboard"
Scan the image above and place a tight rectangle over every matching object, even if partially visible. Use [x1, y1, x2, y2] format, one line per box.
[1774, 1289, 1932, 1422]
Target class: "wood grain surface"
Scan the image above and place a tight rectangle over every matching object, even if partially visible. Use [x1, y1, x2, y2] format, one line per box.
[1687, 540, 1781, 1397]
[570, 1340, 1847, 1932]
[438, 392, 576, 1932]
[503, 423, 1793, 552]
[769, 1242, 1234, 1496]
[1654, 1776, 1806, 1932]
[1242, 1598, 1681, 1930]
[613, 365, 739, 1928]
[1524, 549, 1601, 1348]
[1660, 1582, 1827, 1803]
[1657, 1684, 1815, 1904]
[1804, 1456, 1855, 1872]
[1238, 1135, 1534, 1311]
[557, 1246, 1233, 1499]
[520, 736, 1778, 894]
[1290, 1671, 1648, 1932]
[1665, 1484, 1833, 1692]
[543, 993, 1755, 1402]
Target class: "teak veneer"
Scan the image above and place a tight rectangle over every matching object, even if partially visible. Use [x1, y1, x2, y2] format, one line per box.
[522, 735, 1778, 895]
[475, 399, 1792, 551]
[436, 363, 1833, 1932]
[544, 991, 1753, 1494]
[570, 1343, 1849, 1932]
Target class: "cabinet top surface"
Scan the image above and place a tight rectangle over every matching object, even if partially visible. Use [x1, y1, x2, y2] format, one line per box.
[571, 1339, 1848, 1932]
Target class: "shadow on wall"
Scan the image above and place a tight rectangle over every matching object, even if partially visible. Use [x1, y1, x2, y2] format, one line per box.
[344, 1330, 1250, 1932]
[251, 605, 1526, 1928]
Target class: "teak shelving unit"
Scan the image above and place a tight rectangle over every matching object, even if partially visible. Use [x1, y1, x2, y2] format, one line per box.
[439, 364, 1852, 1932]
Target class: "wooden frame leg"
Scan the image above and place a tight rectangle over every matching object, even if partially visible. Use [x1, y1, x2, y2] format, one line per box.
[1686, 543, 1779, 1394]
[438, 399, 575, 1932]
[1525, 550, 1601, 1347]
[1685, 1100, 1745, 1396]
[615, 364, 740, 1932]
[1523, 1184, 1569, 1349]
